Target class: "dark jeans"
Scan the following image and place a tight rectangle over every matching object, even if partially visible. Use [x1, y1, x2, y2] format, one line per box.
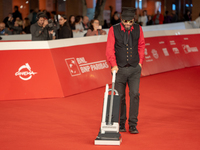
[115, 64, 141, 127]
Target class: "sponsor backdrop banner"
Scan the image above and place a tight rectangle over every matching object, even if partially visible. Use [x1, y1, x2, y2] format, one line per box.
[50, 42, 112, 97]
[142, 34, 200, 76]
[0, 34, 200, 100]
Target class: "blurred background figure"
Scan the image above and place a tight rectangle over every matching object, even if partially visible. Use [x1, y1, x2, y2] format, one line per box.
[138, 10, 148, 26]
[31, 8, 39, 24]
[111, 11, 121, 26]
[195, 13, 200, 28]
[0, 22, 12, 35]
[75, 15, 84, 32]
[22, 18, 31, 34]
[69, 15, 79, 33]
[184, 10, 192, 21]
[171, 10, 178, 23]
[163, 11, 172, 23]
[86, 19, 106, 36]
[102, 20, 109, 28]
[28, 9, 34, 24]
[12, 6, 22, 22]
[7, 16, 23, 34]
[3, 13, 13, 28]
[57, 14, 72, 39]
[82, 16, 90, 30]
[153, 11, 164, 24]
[147, 15, 153, 25]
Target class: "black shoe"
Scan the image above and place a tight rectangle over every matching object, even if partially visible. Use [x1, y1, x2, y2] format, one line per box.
[129, 126, 139, 134]
[119, 124, 126, 132]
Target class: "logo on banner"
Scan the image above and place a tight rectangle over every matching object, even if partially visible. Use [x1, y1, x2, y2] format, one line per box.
[15, 63, 37, 80]
[65, 58, 81, 76]
[170, 41, 176, 45]
[144, 48, 153, 62]
[172, 48, 180, 54]
[151, 49, 159, 59]
[162, 48, 169, 56]
[182, 45, 199, 54]
[65, 57, 109, 77]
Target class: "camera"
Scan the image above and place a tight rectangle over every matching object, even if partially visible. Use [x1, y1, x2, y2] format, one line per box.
[47, 19, 54, 30]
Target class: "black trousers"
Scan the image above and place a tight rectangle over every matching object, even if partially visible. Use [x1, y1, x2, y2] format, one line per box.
[115, 64, 141, 127]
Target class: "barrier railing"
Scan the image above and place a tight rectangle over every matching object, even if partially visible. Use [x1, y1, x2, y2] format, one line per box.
[0, 28, 200, 101]
[0, 21, 199, 41]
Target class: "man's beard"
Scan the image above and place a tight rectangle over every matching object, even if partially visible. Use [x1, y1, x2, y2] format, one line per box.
[122, 22, 133, 31]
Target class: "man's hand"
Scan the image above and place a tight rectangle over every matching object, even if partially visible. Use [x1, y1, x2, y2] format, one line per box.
[111, 66, 119, 73]
[139, 63, 142, 68]
[43, 20, 48, 28]
[48, 30, 53, 34]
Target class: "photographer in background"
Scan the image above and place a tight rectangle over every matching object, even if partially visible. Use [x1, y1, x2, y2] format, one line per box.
[30, 12, 53, 41]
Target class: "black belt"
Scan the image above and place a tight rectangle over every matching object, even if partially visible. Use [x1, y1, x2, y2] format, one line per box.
[124, 64, 131, 67]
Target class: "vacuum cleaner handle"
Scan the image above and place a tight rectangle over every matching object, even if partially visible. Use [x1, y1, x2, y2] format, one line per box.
[108, 70, 117, 125]
[112, 70, 116, 83]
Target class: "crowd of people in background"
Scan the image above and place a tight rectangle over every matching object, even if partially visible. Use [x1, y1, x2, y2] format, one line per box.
[1, 5, 200, 39]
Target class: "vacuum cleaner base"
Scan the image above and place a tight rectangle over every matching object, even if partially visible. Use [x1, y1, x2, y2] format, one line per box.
[94, 132, 122, 145]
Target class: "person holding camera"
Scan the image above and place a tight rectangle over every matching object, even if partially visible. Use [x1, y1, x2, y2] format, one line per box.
[30, 12, 53, 41]
[86, 19, 106, 36]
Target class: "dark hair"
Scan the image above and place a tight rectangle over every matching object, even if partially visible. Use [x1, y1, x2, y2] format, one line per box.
[24, 17, 30, 27]
[37, 12, 46, 19]
[113, 11, 119, 17]
[51, 11, 56, 15]
[89, 19, 98, 31]
[14, 6, 18, 10]
[69, 15, 75, 25]
[143, 10, 147, 13]
[46, 12, 51, 19]
[75, 16, 81, 23]
[61, 14, 67, 20]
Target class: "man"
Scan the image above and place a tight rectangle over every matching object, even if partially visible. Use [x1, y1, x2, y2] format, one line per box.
[138, 10, 148, 26]
[0, 22, 12, 35]
[106, 7, 145, 134]
[153, 11, 164, 24]
[171, 10, 178, 23]
[30, 12, 53, 41]
[82, 16, 90, 30]
[12, 6, 22, 22]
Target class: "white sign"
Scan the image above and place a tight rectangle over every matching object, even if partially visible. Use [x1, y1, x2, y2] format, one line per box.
[162, 48, 169, 56]
[182, 45, 199, 54]
[172, 48, 180, 54]
[151, 49, 159, 59]
[65, 57, 109, 77]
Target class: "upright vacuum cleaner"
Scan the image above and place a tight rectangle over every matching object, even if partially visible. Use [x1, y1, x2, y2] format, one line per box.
[94, 70, 122, 145]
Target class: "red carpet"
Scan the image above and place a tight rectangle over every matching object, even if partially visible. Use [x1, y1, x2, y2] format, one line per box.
[0, 66, 200, 150]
